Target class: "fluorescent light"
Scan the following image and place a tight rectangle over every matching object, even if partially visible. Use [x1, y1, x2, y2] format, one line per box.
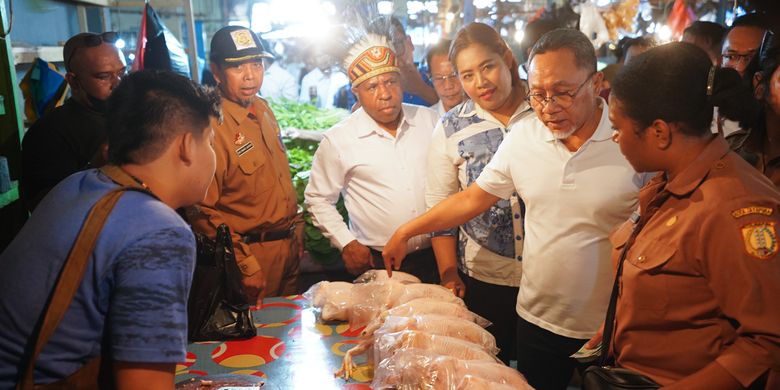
[514, 30, 524, 44]
[657, 25, 672, 42]
[378, 1, 393, 15]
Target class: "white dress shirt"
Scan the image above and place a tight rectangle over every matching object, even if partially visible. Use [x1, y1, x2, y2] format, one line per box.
[476, 99, 648, 339]
[298, 67, 350, 109]
[432, 100, 446, 118]
[305, 104, 440, 253]
[260, 61, 298, 101]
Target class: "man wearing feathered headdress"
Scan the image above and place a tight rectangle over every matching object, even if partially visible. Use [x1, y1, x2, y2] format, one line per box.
[305, 34, 441, 283]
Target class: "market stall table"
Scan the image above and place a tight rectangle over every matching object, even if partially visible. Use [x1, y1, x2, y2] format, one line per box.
[176, 295, 371, 390]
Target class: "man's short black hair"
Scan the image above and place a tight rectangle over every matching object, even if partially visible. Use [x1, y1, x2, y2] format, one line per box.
[684, 21, 727, 49]
[731, 12, 770, 31]
[623, 36, 657, 52]
[520, 19, 562, 58]
[106, 70, 221, 165]
[528, 29, 597, 72]
[426, 39, 452, 70]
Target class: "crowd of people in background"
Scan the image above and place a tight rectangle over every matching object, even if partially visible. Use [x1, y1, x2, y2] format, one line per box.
[1, 8, 780, 389]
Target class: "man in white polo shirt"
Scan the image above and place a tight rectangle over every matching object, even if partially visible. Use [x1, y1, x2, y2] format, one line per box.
[383, 29, 648, 389]
[305, 34, 441, 283]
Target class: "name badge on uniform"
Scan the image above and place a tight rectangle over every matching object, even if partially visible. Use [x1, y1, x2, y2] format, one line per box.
[732, 206, 774, 218]
[236, 142, 254, 156]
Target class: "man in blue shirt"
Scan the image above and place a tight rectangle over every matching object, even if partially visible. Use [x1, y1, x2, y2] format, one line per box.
[0, 70, 220, 388]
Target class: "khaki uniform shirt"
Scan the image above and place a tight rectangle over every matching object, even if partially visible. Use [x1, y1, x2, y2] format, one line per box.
[609, 137, 780, 387]
[727, 126, 780, 188]
[189, 96, 297, 277]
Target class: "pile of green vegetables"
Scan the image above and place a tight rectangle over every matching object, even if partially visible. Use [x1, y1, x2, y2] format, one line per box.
[270, 98, 347, 131]
[272, 99, 349, 265]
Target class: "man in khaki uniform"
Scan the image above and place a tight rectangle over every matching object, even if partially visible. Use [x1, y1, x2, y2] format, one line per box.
[189, 26, 301, 305]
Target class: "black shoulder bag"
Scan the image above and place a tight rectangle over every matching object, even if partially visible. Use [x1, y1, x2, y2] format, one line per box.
[187, 224, 256, 342]
[582, 210, 660, 390]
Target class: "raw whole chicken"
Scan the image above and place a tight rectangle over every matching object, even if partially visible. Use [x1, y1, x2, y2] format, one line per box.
[353, 269, 420, 284]
[424, 355, 533, 389]
[306, 275, 461, 325]
[337, 313, 498, 379]
[304, 281, 353, 321]
[349, 281, 465, 329]
[373, 330, 498, 368]
[372, 349, 533, 390]
[376, 314, 498, 354]
[363, 298, 490, 337]
[456, 375, 524, 390]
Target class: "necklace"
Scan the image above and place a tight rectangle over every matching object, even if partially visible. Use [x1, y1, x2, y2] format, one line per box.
[117, 167, 158, 199]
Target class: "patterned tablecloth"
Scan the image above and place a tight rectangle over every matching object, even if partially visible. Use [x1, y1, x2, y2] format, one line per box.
[175, 295, 371, 390]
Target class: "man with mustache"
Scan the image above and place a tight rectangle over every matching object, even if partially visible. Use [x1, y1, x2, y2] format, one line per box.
[305, 34, 441, 283]
[383, 29, 649, 389]
[188, 26, 302, 305]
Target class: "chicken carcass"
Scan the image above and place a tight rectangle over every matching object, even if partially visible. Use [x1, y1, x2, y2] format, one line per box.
[377, 314, 498, 355]
[373, 330, 498, 367]
[304, 281, 353, 321]
[349, 281, 465, 329]
[337, 313, 498, 379]
[363, 298, 490, 337]
[372, 349, 533, 390]
[456, 375, 524, 390]
[353, 269, 421, 284]
[425, 355, 533, 389]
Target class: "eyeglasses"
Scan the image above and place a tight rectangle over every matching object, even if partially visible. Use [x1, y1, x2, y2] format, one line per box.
[721, 50, 757, 65]
[526, 72, 596, 108]
[65, 32, 120, 71]
[431, 72, 458, 85]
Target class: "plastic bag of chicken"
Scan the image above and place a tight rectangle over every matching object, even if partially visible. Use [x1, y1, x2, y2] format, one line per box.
[371, 348, 534, 390]
[376, 314, 499, 355]
[338, 306, 493, 380]
[362, 298, 492, 338]
[353, 269, 421, 284]
[349, 281, 467, 330]
[337, 312, 498, 379]
[303, 281, 354, 322]
[373, 330, 498, 367]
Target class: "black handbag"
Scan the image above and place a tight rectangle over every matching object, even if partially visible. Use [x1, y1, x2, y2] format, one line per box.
[582, 366, 660, 390]
[187, 224, 256, 342]
[582, 210, 662, 390]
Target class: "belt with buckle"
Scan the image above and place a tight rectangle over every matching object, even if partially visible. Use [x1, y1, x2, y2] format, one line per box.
[241, 224, 296, 244]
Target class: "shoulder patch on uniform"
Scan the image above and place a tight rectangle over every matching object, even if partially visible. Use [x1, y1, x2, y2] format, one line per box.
[732, 206, 774, 218]
[741, 222, 778, 260]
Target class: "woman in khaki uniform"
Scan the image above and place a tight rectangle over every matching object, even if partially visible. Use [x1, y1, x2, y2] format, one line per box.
[605, 42, 780, 388]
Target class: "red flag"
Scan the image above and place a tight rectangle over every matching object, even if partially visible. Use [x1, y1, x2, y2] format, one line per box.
[130, 3, 190, 76]
[667, 0, 695, 40]
[131, 3, 148, 71]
